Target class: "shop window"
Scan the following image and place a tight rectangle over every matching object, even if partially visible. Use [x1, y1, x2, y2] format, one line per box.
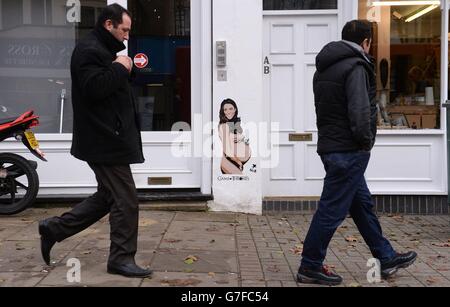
[128, 0, 191, 132]
[1, 0, 23, 29]
[359, 0, 441, 130]
[263, 0, 337, 10]
[31, 0, 53, 25]
[0, 0, 107, 134]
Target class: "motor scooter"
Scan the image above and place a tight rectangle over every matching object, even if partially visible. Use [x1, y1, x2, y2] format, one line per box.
[0, 110, 46, 215]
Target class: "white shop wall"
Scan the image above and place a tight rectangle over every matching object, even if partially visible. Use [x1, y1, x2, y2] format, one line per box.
[210, 0, 264, 215]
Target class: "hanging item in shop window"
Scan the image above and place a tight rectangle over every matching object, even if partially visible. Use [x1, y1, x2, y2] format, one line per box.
[378, 59, 390, 127]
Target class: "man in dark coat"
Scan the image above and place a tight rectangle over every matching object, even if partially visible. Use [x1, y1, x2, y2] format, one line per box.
[38, 4, 151, 278]
[296, 20, 417, 286]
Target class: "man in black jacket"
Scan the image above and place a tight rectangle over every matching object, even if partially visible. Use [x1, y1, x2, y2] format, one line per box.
[297, 20, 417, 286]
[38, 4, 152, 278]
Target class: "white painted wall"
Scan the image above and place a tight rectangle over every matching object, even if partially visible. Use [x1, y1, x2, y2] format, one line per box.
[210, 0, 263, 215]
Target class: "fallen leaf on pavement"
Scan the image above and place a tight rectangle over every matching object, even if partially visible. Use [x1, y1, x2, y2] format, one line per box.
[348, 282, 362, 287]
[267, 265, 280, 273]
[345, 236, 358, 243]
[139, 218, 158, 227]
[164, 239, 182, 244]
[206, 226, 218, 232]
[290, 245, 303, 255]
[426, 277, 438, 285]
[161, 279, 202, 287]
[184, 255, 198, 265]
[392, 215, 404, 222]
[432, 243, 450, 247]
[208, 272, 216, 277]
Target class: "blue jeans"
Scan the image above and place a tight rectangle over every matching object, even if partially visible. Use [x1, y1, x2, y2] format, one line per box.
[300, 151, 396, 270]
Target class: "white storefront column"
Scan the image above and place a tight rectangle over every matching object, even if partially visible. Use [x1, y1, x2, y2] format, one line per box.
[209, 0, 264, 215]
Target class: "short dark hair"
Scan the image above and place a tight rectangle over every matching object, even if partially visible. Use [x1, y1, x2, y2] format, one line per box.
[342, 20, 372, 45]
[96, 3, 131, 28]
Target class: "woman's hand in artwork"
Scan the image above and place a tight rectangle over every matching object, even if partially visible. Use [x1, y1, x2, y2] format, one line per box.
[234, 134, 244, 143]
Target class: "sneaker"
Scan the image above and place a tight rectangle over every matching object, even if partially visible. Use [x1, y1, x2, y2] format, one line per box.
[381, 251, 417, 279]
[297, 265, 343, 286]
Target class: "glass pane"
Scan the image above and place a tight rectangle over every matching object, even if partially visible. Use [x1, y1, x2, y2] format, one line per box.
[128, 0, 191, 132]
[263, 0, 337, 10]
[0, 0, 107, 134]
[359, 0, 441, 130]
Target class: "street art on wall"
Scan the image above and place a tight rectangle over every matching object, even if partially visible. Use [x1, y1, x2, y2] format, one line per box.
[218, 98, 253, 176]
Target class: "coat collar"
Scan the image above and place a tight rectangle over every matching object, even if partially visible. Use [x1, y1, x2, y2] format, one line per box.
[93, 25, 126, 55]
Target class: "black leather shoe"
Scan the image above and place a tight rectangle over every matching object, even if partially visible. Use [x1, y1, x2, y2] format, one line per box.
[38, 220, 56, 266]
[381, 251, 417, 278]
[297, 265, 343, 286]
[107, 263, 153, 278]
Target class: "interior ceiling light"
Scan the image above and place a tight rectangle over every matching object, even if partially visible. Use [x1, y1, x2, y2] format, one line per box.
[404, 4, 439, 21]
[372, 1, 440, 6]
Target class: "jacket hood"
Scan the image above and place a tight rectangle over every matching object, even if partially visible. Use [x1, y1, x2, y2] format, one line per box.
[316, 41, 372, 73]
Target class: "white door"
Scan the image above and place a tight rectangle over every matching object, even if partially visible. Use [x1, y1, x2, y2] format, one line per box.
[263, 14, 338, 197]
[111, 0, 208, 192]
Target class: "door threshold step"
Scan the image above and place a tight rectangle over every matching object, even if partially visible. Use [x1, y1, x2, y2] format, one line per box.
[140, 201, 208, 212]
[35, 192, 212, 212]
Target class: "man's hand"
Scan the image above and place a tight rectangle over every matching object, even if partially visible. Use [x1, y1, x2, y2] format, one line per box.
[114, 56, 133, 73]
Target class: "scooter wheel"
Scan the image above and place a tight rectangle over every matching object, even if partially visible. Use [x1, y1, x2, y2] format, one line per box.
[0, 153, 39, 215]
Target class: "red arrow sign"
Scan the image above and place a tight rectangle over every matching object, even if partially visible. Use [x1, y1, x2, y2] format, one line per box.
[133, 53, 148, 69]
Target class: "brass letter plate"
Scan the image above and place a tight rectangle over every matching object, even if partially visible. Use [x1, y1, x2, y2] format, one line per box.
[148, 177, 172, 186]
[289, 133, 313, 142]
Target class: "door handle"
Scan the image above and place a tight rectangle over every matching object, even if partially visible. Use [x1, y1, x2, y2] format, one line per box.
[289, 133, 313, 142]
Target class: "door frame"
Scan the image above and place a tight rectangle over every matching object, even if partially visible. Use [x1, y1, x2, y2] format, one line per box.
[442, 0, 449, 196]
[111, 0, 212, 194]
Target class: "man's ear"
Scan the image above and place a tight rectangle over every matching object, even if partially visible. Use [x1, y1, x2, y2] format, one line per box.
[104, 19, 113, 31]
[361, 38, 368, 47]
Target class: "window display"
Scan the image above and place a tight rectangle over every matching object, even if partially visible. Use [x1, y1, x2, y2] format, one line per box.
[359, 0, 441, 130]
[0, 0, 107, 134]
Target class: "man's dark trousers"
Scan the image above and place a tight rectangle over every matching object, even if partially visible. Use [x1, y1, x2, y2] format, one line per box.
[301, 151, 396, 270]
[44, 164, 139, 265]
